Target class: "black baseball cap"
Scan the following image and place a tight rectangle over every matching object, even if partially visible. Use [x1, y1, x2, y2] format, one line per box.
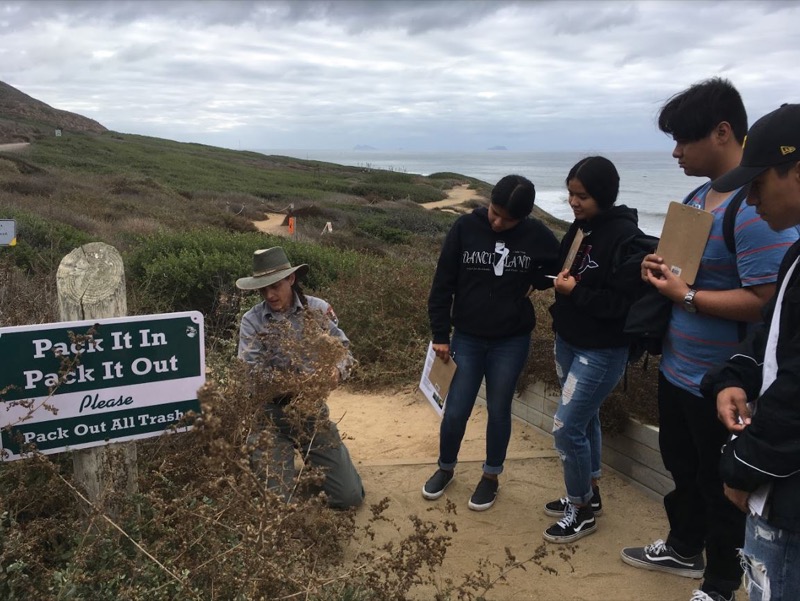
[713, 103, 800, 192]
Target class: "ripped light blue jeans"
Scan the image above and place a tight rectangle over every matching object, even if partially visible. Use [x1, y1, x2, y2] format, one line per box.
[553, 335, 628, 505]
[741, 514, 800, 601]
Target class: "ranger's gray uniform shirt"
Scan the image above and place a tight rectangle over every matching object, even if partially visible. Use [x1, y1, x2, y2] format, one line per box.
[238, 294, 354, 379]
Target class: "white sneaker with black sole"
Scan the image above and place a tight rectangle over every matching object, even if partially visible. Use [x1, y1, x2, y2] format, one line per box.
[543, 502, 596, 543]
[620, 539, 705, 578]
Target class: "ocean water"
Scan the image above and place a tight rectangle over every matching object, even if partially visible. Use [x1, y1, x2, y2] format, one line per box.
[257, 149, 707, 236]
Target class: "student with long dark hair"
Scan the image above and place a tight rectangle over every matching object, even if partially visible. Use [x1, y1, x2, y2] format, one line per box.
[542, 156, 643, 542]
[423, 174, 559, 511]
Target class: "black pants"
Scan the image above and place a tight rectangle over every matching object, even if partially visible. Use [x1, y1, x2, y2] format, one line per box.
[658, 372, 745, 594]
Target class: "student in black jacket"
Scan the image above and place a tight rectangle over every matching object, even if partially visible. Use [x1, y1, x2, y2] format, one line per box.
[702, 104, 800, 601]
[422, 174, 559, 511]
[542, 156, 644, 543]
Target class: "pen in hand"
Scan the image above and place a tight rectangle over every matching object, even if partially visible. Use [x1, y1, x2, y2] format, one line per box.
[544, 275, 558, 279]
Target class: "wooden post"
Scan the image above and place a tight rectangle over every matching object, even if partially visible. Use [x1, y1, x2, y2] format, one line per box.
[57, 242, 138, 503]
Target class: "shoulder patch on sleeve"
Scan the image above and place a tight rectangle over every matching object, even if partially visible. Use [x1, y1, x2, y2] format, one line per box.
[327, 305, 339, 324]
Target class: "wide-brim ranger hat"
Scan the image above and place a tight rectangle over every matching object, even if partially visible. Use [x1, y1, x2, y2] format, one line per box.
[235, 247, 308, 290]
[713, 103, 800, 192]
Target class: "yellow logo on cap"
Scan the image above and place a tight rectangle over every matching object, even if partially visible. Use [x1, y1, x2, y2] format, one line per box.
[781, 145, 796, 155]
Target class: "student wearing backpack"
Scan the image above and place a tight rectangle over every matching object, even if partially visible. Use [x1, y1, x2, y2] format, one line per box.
[620, 79, 799, 601]
[542, 156, 645, 543]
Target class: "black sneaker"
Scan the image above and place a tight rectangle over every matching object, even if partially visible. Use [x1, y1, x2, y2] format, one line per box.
[544, 486, 603, 517]
[467, 476, 499, 511]
[690, 591, 735, 601]
[620, 539, 705, 578]
[543, 502, 597, 543]
[422, 469, 454, 500]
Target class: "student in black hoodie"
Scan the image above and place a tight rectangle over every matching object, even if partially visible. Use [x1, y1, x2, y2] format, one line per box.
[542, 156, 643, 543]
[422, 174, 559, 511]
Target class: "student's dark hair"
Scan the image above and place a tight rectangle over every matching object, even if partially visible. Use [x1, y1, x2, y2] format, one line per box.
[566, 156, 619, 210]
[491, 174, 535, 219]
[658, 77, 748, 143]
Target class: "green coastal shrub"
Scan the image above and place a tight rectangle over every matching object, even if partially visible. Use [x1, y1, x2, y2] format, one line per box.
[347, 182, 445, 203]
[325, 257, 432, 388]
[0, 210, 92, 274]
[126, 231, 362, 315]
[355, 221, 411, 245]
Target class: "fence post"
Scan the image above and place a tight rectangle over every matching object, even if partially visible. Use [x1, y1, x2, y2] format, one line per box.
[56, 242, 138, 503]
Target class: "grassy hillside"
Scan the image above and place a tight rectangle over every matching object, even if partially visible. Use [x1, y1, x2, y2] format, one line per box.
[0, 128, 575, 384]
[0, 122, 662, 599]
[0, 80, 106, 143]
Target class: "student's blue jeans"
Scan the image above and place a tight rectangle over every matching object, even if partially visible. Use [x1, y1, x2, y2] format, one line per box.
[552, 335, 628, 505]
[741, 514, 800, 601]
[438, 330, 531, 475]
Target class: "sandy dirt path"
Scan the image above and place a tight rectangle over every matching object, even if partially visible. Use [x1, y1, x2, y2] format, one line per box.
[326, 388, 709, 601]
[252, 185, 484, 234]
[422, 184, 484, 211]
[252, 212, 290, 236]
[0, 142, 31, 152]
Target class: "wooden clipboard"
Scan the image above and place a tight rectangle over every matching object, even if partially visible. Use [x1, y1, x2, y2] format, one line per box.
[561, 229, 585, 272]
[656, 202, 714, 285]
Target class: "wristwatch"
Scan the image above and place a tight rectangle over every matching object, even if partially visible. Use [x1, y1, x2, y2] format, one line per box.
[683, 288, 698, 313]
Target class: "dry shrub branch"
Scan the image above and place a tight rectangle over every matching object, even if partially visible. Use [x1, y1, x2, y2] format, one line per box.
[0, 315, 459, 600]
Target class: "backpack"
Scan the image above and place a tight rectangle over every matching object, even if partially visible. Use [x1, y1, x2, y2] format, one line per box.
[616, 233, 669, 363]
[622, 184, 749, 364]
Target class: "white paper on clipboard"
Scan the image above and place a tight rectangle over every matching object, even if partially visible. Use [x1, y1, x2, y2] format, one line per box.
[418, 342, 457, 417]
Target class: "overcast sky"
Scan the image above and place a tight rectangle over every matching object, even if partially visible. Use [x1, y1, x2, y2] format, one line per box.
[1, 0, 798, 152]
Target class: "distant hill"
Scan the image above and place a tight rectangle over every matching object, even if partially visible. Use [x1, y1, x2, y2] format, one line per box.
[353, 144, 377, 151]
[488, 145, 507, 151]
[0, 80, 106, 143]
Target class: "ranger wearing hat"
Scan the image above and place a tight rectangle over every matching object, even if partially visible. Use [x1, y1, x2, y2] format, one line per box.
[237, 246, 364, 509]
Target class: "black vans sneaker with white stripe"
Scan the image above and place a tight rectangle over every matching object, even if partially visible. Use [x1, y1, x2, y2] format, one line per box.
[543, 502, 597, 543]
[620, 539, 705, 578]
[544, 485, 603, 517]
[690, 590, 735, 601]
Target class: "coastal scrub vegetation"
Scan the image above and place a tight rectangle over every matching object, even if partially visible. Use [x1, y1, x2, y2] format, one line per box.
[0, 128, 658, 597]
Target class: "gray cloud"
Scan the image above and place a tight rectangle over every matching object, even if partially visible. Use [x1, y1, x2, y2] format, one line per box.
[1, 0, 798, 151]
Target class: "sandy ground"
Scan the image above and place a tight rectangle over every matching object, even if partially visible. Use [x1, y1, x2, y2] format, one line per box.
[0, 142, 30, 152]
[252, 212, 291, 236]
[423, 184, 484, 211]
[327, 388, 714, 601]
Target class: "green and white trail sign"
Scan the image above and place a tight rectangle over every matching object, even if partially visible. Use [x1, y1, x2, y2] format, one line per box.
[0, 311, 205, 460]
